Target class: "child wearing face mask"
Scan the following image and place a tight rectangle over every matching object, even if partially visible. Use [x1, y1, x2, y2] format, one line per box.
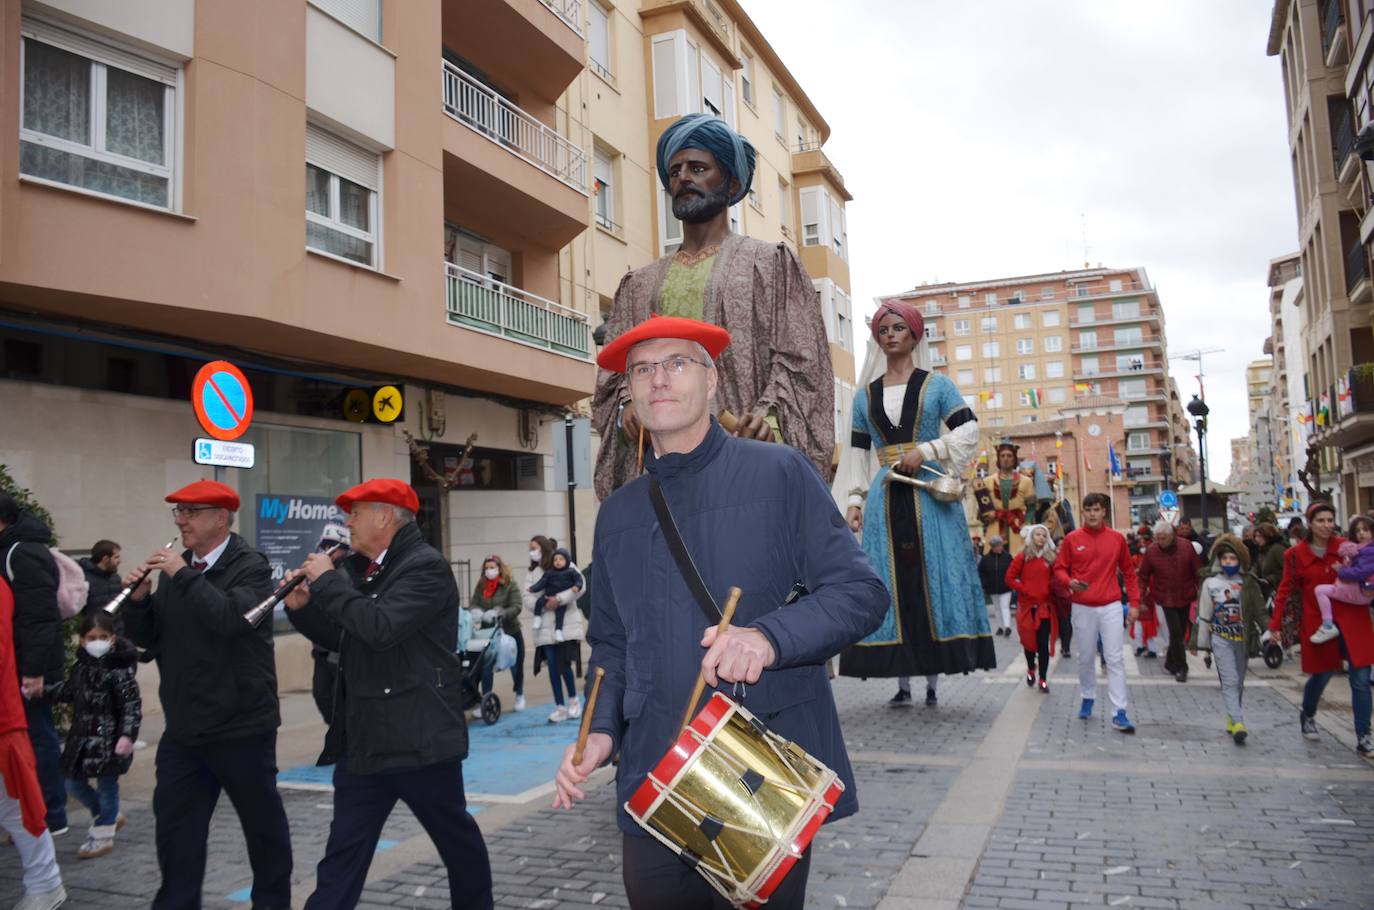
[1193, 535, 1263, 746]
[58, 612, 141, 858]
[1310, 516, 1374, 644]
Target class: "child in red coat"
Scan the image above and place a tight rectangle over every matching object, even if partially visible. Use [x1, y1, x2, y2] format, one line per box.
[1007, 525, 1059, 692]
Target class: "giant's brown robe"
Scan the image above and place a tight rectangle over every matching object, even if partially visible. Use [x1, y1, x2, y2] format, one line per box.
[592, 234, 834, 500]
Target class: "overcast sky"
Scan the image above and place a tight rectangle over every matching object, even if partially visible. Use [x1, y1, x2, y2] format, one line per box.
[740, 0, 1296, 481]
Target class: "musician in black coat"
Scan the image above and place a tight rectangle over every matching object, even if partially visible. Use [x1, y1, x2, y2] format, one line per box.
[285, 478, 493, 910]
[121, 480, 292, 910]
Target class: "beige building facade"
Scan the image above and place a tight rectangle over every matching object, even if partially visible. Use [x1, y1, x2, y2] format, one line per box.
[885, 266, 1197, 528]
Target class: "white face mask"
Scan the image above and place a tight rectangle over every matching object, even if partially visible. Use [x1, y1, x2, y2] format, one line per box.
[484, 567, 500, 580]
[529, 549, 542, 563]
[84, 640, 113, 659]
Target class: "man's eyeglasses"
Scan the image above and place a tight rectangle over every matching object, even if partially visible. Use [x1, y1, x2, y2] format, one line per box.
[627, 355, 708, 382]
[171, 505, 219, 518]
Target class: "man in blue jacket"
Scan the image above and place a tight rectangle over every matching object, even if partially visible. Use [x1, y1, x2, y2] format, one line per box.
[554, 315, 888, 909]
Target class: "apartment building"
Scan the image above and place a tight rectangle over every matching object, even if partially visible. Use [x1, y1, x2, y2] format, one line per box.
[1265, 252, 1310, 512]
[561, 0, 858, 445]
[0, 0, 610, 642]
[1268, 0, 1374, 512]
[886, 266, 1197, 527]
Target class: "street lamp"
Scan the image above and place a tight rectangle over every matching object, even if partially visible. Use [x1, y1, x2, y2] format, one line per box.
[1187, 395, 1210, 534]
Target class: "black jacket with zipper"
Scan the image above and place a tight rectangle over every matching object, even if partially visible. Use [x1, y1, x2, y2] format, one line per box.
[0, 511, 64, 685]
[59, 638, 141, 778]
[121, 533, 278, 745]
[288, 522, 468, 775]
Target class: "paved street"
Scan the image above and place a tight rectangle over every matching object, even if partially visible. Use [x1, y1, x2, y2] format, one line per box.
[2, 632, 1373, 908]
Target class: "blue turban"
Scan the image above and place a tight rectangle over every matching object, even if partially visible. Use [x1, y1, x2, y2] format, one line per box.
[656, 114, 756, 206]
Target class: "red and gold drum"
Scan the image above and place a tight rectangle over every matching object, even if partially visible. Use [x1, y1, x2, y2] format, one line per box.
[626, 692, 843, 907]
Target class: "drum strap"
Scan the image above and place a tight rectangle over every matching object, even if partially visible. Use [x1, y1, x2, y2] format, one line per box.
[649, 479, 722, 624]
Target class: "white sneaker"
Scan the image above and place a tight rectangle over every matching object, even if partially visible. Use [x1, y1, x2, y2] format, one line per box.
[532, 616, 543, 630]
[469, 707, 483, 721]
[548, 705, 569, 724]
[1311, 623, 1341, 644]
[13, 885, 66, 910]
[567, 697, 582, 719]
[554, 629, 565, 642]
[514, 695, 526, 712]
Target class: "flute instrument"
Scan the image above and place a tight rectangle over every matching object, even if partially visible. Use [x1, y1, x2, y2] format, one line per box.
[104, 539, 180, 615]
[243, 542, 347, 627]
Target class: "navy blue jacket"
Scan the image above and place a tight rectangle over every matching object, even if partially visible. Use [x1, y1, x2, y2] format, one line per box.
[588, 421, 889, 836]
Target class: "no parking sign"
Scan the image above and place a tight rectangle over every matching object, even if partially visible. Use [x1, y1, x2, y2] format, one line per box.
[192, 360, 255, 441]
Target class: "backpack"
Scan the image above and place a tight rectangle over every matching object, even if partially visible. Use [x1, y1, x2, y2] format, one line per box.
[5, 543, 88, 620]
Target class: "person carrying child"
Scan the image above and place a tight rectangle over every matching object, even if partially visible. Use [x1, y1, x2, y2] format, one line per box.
[58, 611, 140, 859]
[526, 548, 583, 642]
[1310, 515, 1374, 645]
[1193, 534, 1263, 746]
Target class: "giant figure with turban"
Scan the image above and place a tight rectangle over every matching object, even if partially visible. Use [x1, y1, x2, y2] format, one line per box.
[592, 114, 834, 499]
[831, 300, 997, 699]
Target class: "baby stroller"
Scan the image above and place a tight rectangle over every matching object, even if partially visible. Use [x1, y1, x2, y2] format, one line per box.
[458, 608, 507, 725]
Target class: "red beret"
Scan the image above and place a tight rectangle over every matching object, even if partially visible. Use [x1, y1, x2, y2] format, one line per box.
[596, 315, 730, 373]
[165, 480, 240, 511]
[336, 478, 420, 514]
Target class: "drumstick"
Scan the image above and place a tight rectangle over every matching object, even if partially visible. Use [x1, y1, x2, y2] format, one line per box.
[679, 586, 742, 734]
[572, 666, 606, 766]
[635, 424, 646, 475]
[717, 409, 739, 432]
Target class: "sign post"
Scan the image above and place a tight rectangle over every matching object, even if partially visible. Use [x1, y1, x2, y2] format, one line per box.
[552, 416, 592, 563]
[191, 360, 255, 480]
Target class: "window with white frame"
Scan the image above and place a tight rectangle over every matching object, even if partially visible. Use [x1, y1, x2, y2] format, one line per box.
[747, 187, 761, 211]
[740, 49, 754, 105]
[984, 366, 1002, 382]
[1117, 353, 1145, 371]
[659, 186, 682, 255]
[778, 176, 790, 229]
[982, 341, 1000, 357]
[1109, 278, 1124, 292]
[1114, 326, 1143, 346]
[1047, 387, 1067, 404]
[1018, 363, 1036, 380]
[1021, 415, 1037, 424]
[313, 0, 382, 41]
[593, 144, 615, 231]
[956, 369, 974, 385]
[1077, 330, 1097, 349]
[1079, 355, 1099, 375]
[796, 114, 809, 150]
[833, 378, 851, 443]
[957, 295, 971, 308]
[924, 301, 941, 315]
[1124, 405, 1149, 427]
[981, 316, 998, 333]
[1045, 360, 1064, 378]
[772, 86, 785, 138]
[986, 416, 1005, 426]
[828, 195, 846, 259]
[651, 31, 732, 125]
[985, 292, 998, 306]
[306, 123, 381, 267]
[1112, 300, 1140, 320]
[1015, 338, 1033, 355]
[1118, 378, 1146, 397]
[953, 319, 970, 336]
[589, 0, 613, 80]
[1041, 287, 1056, 300]
[800, 186, 822, 246]
[1044, 335, 1063, 352]
[954, 345, 973, 361]
[1077, 304, 1095, 322]
[1075, 285, 1091, 297]
[1127, 432, 1151, 451]
[1013, 313, 1032, 329]
[929, 345, 942, 360]
[987, 392, 1004, 409]
[701, 53, 723, 117]
[833, 285, 852, 352]
[445, 223, 511, 284]
[1043, 310, 1061, 327]
[20, 19, 179, 210]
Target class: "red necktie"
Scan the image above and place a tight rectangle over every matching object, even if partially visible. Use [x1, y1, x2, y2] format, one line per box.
[364, 561, 380, 580]
[192, 560, 207, 572]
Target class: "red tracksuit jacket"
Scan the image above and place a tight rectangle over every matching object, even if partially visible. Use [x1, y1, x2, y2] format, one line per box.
[1053, 524, 1140, 610]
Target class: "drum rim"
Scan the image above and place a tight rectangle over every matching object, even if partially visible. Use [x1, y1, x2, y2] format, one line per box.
[626, 691, 735, 820]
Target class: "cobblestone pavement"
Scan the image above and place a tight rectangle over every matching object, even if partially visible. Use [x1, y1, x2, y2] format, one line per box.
[2, 633, 1372, 908]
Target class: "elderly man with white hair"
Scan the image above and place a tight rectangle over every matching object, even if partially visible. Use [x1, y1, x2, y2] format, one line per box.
[1138, 519, 1204, 683]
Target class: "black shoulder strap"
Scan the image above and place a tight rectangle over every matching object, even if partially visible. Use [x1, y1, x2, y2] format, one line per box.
[648, 479, 721, 624]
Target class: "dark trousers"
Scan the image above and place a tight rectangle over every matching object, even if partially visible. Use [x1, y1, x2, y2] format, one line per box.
[152, 732, 293, 910]
[1162, 606, 1190, 674]
[23, 699, 66, 829]
[622, 833, 812, 910]
[539, 644, 577, 706]
[1025, 618, 1052, 681]
[481, 629, 524, 697]
[305, 759, 492, 910]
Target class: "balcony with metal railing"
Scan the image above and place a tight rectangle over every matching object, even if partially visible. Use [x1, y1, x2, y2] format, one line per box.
[1071, 338, 1164, 354]
[1333, 103, 1357, 174]
[445, 263, 591, 360]
[1074, 361, 1165, 380]
[1065, 279, 1153, 301]
[1346, 239, 1369, 295]
[442, 61, 587, 194]
[536, 0, 582, 35]
[1069, 310, 1161, 327]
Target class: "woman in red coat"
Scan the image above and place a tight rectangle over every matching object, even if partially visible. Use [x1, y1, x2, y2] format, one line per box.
[1270, 501, 1374, 755]
[1007, 525, 1059, 693]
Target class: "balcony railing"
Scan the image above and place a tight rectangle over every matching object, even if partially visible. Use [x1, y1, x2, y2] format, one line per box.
[445, 263, 591, 359]
[1069, 310, 1160, 327]
[1346, 240, 1368, 293]
[442, 61, 588, 193]
[537, 0, 583, 35]
[1071, 339, 1163, 354]
[796, 140, 822, 153]
[1322, 0, 1345, 57]
[1066, 279, 1151, 300]
[1334, 104, 1357, 172]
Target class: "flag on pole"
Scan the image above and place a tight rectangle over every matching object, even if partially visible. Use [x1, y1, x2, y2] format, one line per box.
[1074, 383, 1091, 393]
[1108, 442, 1122, 479]
[1025, 388, 1040, 408]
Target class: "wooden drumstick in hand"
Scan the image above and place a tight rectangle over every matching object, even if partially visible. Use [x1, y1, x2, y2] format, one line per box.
[573, 666, 606, 767]
[679, 586, 742, 734]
